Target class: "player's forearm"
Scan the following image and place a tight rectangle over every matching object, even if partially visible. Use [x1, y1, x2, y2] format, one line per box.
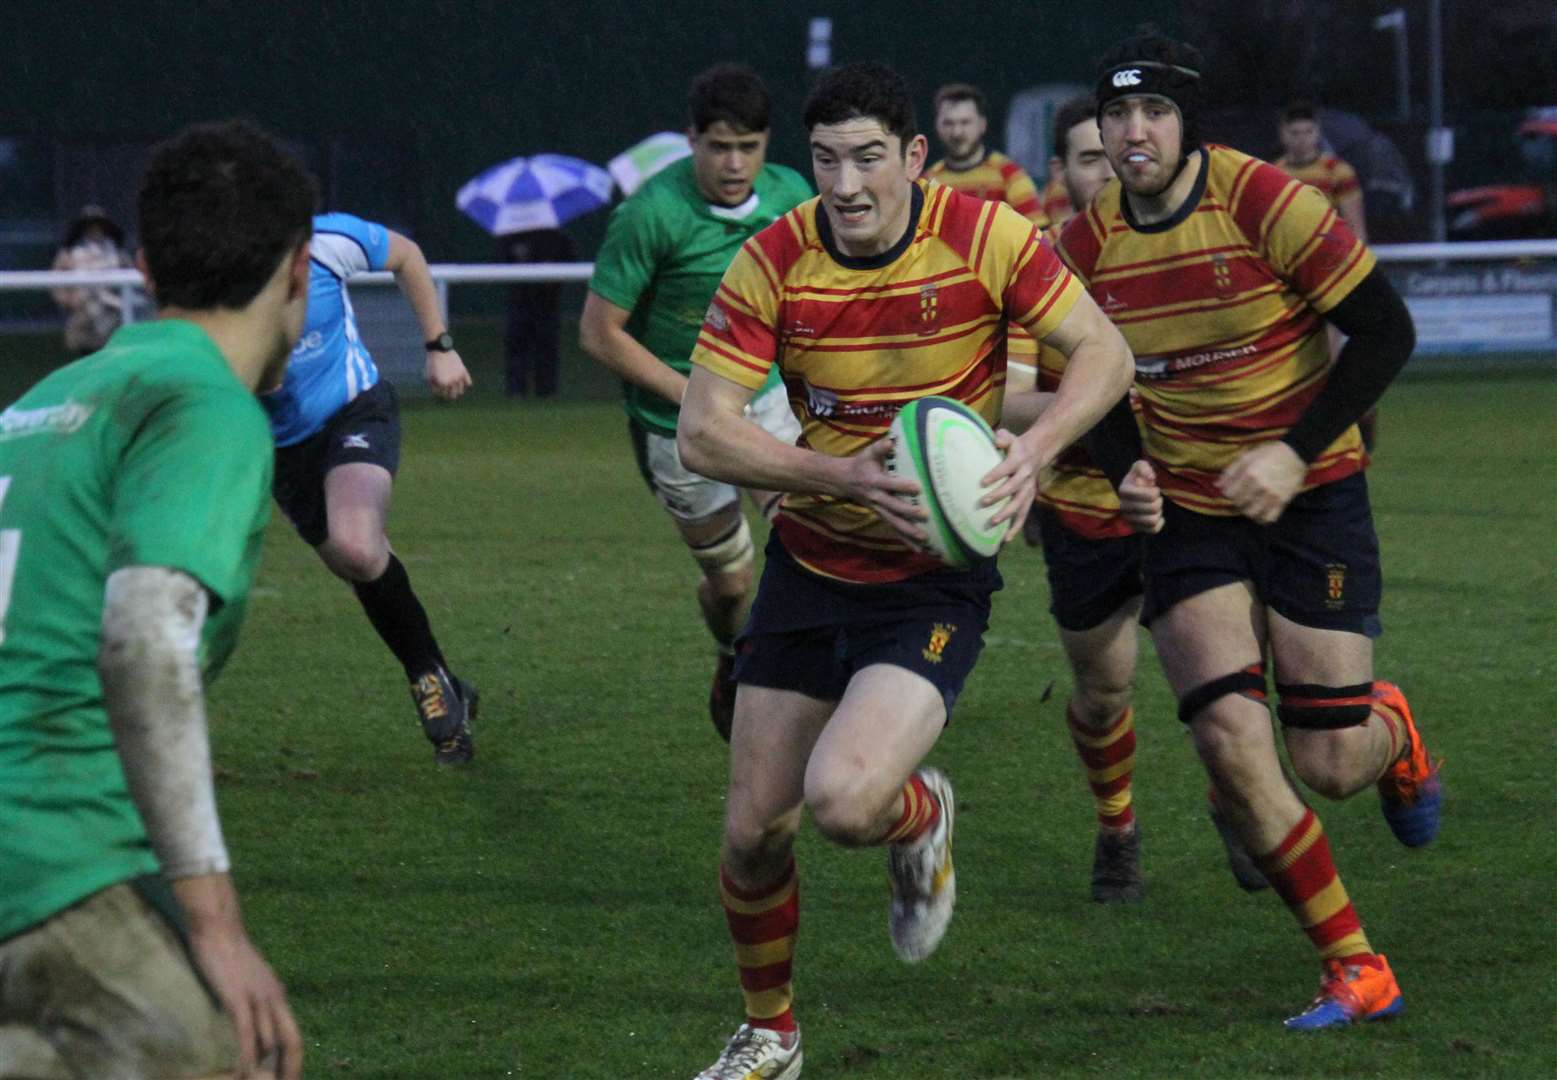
[390, 244, 447, 340]
[170, 871, 246, 934]
[679, 403, 848, 497]
[1000, 390, 1054, 434]
[1282, 268, 1413, 462]
[578, 319, 688, 405]
[1019, 332, 1134, 467]
[1084, 394, 1145, 490]
[98, 566, 230, 881]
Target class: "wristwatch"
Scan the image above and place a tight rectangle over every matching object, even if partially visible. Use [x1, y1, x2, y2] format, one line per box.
[425, 331, 455, 352]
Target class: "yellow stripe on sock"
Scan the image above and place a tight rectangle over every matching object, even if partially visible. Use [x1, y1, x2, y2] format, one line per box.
[1319, 930, 1373, 962]
[1297, 877, 1352, 929]
[744, 985, 794, 1020]
[1097, 789, 1133, 819]
[1268, 815, 1323, 873]
[1068, 710, 1133, 749]
[1088, 758, 1135, 785]
[734, 935, 796, 969]
[720, 874, 796, 915]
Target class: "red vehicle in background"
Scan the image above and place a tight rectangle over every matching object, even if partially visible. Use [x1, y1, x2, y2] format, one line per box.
[1449, 108, 1557, 240]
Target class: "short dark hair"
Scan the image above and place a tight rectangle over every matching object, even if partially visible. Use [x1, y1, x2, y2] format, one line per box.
[137, 120, 316, 311]
[1052, 95, 1099, 159]
[934, 83, 987, 118]
[1282, 99, 1319, 125]
[804, 61, 917, 146]
[688, 63, 771, 134]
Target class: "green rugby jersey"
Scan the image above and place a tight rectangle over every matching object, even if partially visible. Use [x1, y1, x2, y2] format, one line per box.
[0, 320, 273, 940]
[589, 156, 812, 435]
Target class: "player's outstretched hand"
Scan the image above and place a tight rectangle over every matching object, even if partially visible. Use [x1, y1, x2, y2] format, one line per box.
[845, 436, 929, 547]
[426, 349, 473, 401]
[979, 428, 1040, 543]
[1218, 441, 1305, 525]
[1119, 459, 1164, 534]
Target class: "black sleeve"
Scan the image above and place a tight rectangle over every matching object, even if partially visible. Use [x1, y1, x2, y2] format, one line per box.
[1281, 267, 1416, 463]
[1082, 392, 1143, 491]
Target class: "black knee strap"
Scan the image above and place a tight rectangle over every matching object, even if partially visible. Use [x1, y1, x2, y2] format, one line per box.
[1275, 681, 1375, 730]
[1178, 665, 1267, 725]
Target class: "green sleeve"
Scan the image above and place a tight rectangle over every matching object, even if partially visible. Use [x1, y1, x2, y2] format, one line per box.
[108, 387, 273, 605]
[589, 193, 671, 314]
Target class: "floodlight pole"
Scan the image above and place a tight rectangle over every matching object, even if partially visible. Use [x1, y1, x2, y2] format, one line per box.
[1372, 8, 1410, 124]
[1426, 0, 1449, 242]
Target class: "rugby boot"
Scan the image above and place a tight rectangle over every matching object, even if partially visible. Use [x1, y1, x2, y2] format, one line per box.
[709, 651, 737, 743]
[1374, 681, 1442, 847]
[1090, 824, 1144, 903]
[887, 768, 956, 962]
[694, 1023, 802, 1080]
[1209, 790, 1269, 892]
[1284, 955, 1404, 1031]
[410, 667, 476, 765]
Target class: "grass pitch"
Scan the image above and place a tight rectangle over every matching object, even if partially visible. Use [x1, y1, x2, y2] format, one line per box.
[7, 331, 1556, 1077]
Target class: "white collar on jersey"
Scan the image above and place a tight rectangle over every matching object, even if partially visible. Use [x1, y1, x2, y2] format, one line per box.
[707, 192, 760, 221]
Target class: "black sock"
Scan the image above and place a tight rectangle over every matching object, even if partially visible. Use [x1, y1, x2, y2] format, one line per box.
[352, 554, 447, 681]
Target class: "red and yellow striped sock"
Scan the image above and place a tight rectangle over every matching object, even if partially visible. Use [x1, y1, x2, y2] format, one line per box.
[1067, 704, 1136, 831]
[1255, 808, 1379, 967]
[1371, 682, 1409, 766]
[720, 860, 799, 1033]
[880, 771, 941, 846]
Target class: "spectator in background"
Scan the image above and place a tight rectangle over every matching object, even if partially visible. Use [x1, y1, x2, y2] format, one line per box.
[500, 226, 574, 398]
[927, 83, 1047, 224]
[1275, 101, 1367, 242]
[50, 206, 132, 356]
[1275, 101, 1377, 447]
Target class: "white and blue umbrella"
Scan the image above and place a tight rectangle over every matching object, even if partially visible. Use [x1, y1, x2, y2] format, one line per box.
[609, 131, 692, 196]
[455, 154, 613, 235]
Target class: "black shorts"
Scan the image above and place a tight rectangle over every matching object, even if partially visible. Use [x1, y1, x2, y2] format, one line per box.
[1034, 507, 1144, 632]
[1140, 471, 1383, 637]
[272, 380, 402, 546]
[733, 533, 1002, 720]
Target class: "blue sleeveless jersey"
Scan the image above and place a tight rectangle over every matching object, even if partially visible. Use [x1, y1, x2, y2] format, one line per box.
[263, 212, 391, 446]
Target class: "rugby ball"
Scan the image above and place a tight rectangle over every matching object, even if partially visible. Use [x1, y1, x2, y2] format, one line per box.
[885, 396, 1010, 568]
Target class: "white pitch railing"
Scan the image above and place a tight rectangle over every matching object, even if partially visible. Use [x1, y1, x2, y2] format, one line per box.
[4, 239, 1556, 359]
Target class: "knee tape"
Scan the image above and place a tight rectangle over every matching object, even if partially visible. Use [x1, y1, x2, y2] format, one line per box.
[691, 515, 754, 576]
[1275, 681, 1375, 730]
[1178, 663, 1267, 725]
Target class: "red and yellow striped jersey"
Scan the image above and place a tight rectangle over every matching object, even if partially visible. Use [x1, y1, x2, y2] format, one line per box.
[692, 179, 1084, 583]
[1274, 152, 1362, 210]
[1033, 222, 1130, 538]
[927, 153, 1049, 364]
[926, 150, 1047, 225]
[1056, 146, 1376, 516]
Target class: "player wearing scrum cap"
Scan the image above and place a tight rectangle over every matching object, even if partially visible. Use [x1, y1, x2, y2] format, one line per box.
[1060, 28, 1438, 1030]
[0, 119, 309, 1079]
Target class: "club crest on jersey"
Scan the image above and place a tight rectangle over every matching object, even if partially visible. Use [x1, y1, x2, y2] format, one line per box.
[1326, 563, 1346, 608]
[704, 302, 730, 333]
[1210, 253, 1235, 297]
[922, 622, 956, 664]
[918, 283, 940, 335]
